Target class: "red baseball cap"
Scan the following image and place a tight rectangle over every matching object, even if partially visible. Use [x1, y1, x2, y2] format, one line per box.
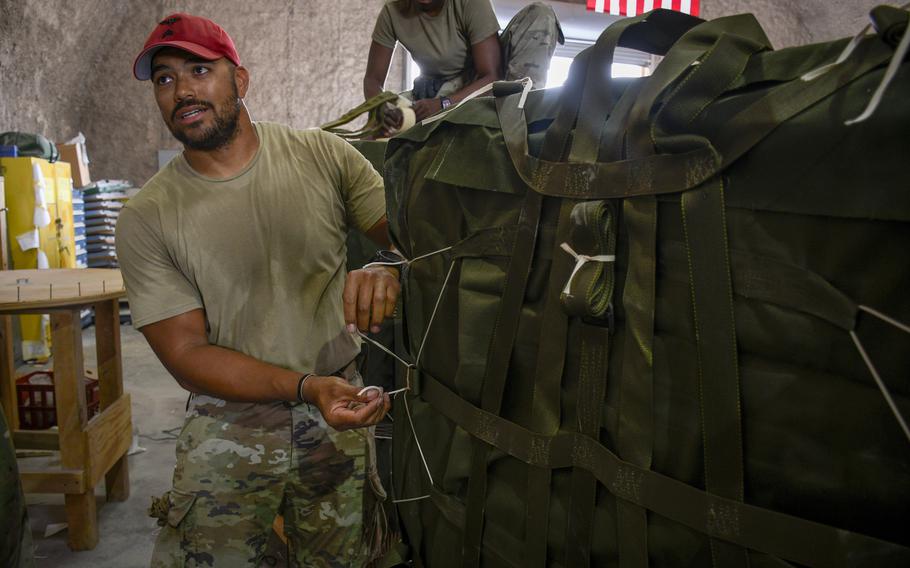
[133, 13, 240, 80]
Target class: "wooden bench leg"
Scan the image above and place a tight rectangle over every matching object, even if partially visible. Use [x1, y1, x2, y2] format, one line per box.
[64, 490, 99, 551]
[52, 309, 98, 551]
[94, 298, 130, 502]
[0, 315, 18, 430]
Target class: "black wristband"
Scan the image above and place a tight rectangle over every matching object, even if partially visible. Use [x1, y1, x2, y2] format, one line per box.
[368, 250, 405, 265]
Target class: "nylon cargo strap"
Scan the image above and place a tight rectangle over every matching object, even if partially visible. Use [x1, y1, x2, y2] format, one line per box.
[519, 69, 623, 565]
[417, 370, 910, 567]
[564, 322, 611, 568]
[652, 22, 769, 568]
[320, 91, 399, 139]
[681, 178, 749, 566]
[462, 168, 544, 567]
[615, 195, 656, 568]
[492, 37, 892, 201]
[520, 144, 575, 567]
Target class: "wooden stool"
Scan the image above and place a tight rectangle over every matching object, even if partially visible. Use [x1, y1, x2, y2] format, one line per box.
[0, 269, 131, 551]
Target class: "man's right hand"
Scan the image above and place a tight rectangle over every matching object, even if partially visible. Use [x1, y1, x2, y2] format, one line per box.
[304, 375, 391, 431]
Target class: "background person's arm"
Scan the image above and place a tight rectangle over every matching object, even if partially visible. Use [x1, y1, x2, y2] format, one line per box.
[364, 40, 395, 100]
[364, 41, 404, 135]
[411, 34, 502, 120]
[140, 309, 390, 430]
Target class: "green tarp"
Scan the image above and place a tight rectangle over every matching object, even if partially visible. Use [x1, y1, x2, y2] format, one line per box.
[377, 7, 910, 567]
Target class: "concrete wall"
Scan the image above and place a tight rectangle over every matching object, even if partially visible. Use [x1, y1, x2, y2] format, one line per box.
[0, 0, 406, 186]
[0, 0, 892, 187]
[701, 0, 882, 49]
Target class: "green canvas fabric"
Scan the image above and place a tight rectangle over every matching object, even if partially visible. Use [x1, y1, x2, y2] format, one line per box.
[0, 131, 58, 162]
[380, 7, 910, 567]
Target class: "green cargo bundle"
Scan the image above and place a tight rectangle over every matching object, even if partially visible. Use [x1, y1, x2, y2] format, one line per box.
[377, 6, 910, 568]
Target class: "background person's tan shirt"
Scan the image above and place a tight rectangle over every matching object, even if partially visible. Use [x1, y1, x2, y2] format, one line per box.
[116, 122, 386, 376]
[372, 0, 501, 81]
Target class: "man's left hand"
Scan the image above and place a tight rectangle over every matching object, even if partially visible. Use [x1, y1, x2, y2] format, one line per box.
[412, 97, 443, 121]
[343, 266, 400, 334]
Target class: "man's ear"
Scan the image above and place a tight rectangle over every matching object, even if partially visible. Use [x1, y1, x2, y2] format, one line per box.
[235, 65, 250, 99]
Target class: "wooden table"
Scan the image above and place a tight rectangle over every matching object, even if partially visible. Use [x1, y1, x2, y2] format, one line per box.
[0, 269, 131, 551]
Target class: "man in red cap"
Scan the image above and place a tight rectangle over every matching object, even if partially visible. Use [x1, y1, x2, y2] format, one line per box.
[119, 12, 399, 567]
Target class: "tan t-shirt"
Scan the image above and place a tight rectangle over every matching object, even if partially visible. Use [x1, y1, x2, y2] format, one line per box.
[116, 122, 386, 375]
[372, 0, 500, 81]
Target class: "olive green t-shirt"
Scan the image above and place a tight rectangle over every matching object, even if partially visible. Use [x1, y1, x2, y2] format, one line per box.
[116, 122, 386, 375]
[372, 0, 500, 81]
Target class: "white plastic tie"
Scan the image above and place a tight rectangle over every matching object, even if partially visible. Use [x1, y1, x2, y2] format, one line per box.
[392, 494, 431, 504]
[845, 15, 910, 125]
[798, 3, 910, 125]
[559, 243, 615, 296]
[362, 245, 453, 270]
[351, 246, 459, 492]
[851, 305, 910, 443]
[517, 77, 534, 110]
[800, 24, 870, 82]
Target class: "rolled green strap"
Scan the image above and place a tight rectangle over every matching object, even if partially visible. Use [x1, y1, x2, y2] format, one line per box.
[559, 200, 616, 321]
[320, 91, 399, 139]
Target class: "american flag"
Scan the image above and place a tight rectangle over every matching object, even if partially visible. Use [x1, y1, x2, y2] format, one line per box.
[586, 0, 701, 17]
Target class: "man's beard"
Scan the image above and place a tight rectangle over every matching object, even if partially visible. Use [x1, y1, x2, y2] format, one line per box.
[169, 84, 242, 151]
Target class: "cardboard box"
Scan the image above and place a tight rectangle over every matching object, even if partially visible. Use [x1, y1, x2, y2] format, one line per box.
[56, 142, 91, 188]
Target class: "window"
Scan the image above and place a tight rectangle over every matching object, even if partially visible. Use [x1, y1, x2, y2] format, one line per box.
[405, 52, 648, 91]
[545, 56, 648, 88]
[545, 39, 651, 88]
[402, 38, 651, 91]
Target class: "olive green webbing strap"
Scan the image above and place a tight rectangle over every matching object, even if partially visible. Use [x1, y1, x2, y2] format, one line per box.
[610, 27, 764, 568]
[494, 35, 891, 201]
[519, 90, 593, 567]
[417, 371, 910, 567]
[681, 178, 750, 567]
[520, 200, 573, 568]
[614, 196, 657, 568]
[462, 184, 544, 567]
[564, 323, 611, 568]
[648, 25, 768, 568]
[320, 91, 399, 138]
[710, 36, 891, 169]
[572, 10, 703, 158]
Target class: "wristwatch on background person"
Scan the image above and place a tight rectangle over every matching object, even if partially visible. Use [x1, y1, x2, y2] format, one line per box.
[440, 96, 453, 110]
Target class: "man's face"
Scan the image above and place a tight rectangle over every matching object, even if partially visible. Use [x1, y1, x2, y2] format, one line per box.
[150, 48, 244, 151]
[415, 0, 445, 13]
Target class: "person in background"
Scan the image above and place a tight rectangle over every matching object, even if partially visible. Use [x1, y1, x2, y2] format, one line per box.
[364, 0, 563, 131]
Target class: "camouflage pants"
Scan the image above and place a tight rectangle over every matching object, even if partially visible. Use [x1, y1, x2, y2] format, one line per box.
[499, 1, 564, 87]
[150, 367, 379, 567]
[410, 1, 564, 99]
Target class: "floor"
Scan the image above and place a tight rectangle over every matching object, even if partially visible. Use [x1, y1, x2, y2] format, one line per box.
[21, 324, 187, 567]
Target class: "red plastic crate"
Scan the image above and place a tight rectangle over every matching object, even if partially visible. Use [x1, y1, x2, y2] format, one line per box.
[15, 370, 100, 430]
